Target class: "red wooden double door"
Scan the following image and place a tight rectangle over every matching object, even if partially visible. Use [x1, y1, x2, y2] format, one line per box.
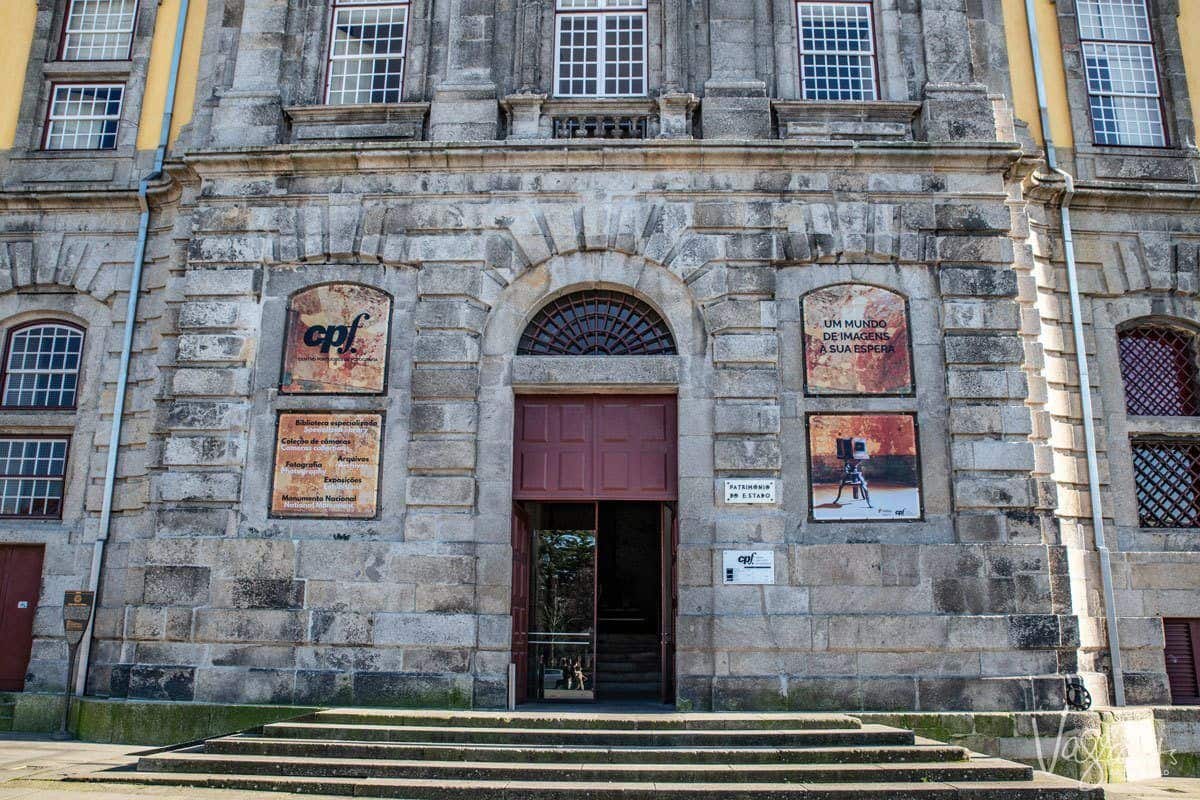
[511, 395, 678, 705]
[0, 545, 44, 691]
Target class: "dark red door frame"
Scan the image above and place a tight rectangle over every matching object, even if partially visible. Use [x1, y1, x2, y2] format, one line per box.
[511, 394, 679, 706]
[0, 545, 45, 692]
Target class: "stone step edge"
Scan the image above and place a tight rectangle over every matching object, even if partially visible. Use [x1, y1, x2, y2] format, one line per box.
[70, 771, 1105, 800]
[140, 750, 1030, 781]
[208, 736, 972, 763]
[306, 709, 863, 729]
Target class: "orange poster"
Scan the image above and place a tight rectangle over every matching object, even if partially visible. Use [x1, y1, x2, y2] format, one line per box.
[281, 284, 391, 394]
[808, 413, 921, 522]
[270, 412, 382, 518]
[803, 284, 912, 395]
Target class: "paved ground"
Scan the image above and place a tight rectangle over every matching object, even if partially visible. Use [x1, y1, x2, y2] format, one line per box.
[0, 733, 1197, 798]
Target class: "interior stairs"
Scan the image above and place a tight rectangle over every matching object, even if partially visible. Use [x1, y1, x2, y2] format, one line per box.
[73, 708, 1104, 799]
[595, 632, 662, 699]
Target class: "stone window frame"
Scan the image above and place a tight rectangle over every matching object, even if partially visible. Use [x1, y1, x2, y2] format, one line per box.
[11, 0, 160, 159]
[242, 266, 414, 539]
[1053, 0, 1195, 163]
[283, 0, 433, 107]
[770, 0, 914, 102]
[1099, 309, 1200, 552]
[0, 302, 107, 534]
[0, 319, 86, 411]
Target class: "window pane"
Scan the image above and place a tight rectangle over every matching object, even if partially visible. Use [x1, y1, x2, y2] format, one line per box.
[1076, 0, 1151, 42]
[557, 14, 601, 96]
[3, 324, 84, 408]
[1083, 42, 1160, 96]
[63, 0, 137, 61]
[0, 438, 68, 518]
[557, 0, 646, 8]
[796, 2, 877, 101]
[326, 2, 408, 104]
[44, 85, 124, 150]
[1132, 440, 1200, 528]
[1119, 326, 1200, 416]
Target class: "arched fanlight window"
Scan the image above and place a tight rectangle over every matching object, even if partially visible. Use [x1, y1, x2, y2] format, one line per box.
[517, 290, 676, 356]
[2, 321, 85, 409]
[1118, 324, 1200, 417]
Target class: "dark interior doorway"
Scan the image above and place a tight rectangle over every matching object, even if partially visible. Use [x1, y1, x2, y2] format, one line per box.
[517, 500, 669, 704]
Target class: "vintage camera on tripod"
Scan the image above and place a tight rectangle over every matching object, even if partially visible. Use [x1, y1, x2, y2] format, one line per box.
[835, 437, 870, 461]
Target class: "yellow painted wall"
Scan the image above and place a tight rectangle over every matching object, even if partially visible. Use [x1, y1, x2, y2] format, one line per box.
[1181, 1, 1200, 142]
[137, 0, 207, 150]
[1002, 0, 1075, 149]
[0, 0, 38, 151]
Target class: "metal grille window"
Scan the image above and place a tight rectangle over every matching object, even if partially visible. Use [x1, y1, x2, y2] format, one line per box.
[1118, 326, 1200, 416]
[1076, 0, 1166, 146]
[325, 0, 408, 105]
[518, 290, 676, 355]
[555, 0, 647, 97]
[1131, 439, 1200, 528]
[44, 84, 123, 150]
[796, 1, 877, 101]
[2, 323, 84, 409]
[61, 0, 137, 60]
[0, 439, 68, 519]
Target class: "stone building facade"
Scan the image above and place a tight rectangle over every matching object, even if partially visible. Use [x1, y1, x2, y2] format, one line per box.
[0, 0, 1197, 713]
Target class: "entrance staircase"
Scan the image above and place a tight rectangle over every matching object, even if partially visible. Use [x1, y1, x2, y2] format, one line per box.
[596, 632, 661, 699]
[75, 708, 1102, 798]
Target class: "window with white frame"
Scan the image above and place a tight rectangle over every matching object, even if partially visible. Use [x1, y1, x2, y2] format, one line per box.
[795, 1, 877, 101]
[555, 0, 647, 98]
[0, 438, 69, 519]
[325, 0, 409, 105]
[2, 323, 84, 410]
[61, 0, 137, 61]
[1076, 0, 1166, 146]
[44, 84, 123, 150]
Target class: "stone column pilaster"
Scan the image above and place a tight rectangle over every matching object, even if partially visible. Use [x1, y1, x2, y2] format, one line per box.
[700, 0, 770, 139]
[918, 0, 997, 141]
[209, 0, 290, 146]
[428, 0, 500, 141]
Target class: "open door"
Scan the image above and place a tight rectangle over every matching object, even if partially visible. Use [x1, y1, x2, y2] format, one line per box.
[510, 504, 531, 704]
[660, 503, 677, 704]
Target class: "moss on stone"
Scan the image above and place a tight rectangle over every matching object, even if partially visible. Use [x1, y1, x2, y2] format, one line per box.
[1164, 752, 1200, 778]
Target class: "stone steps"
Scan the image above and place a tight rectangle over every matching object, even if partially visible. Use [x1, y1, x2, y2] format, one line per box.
[262, 722, 914, 747]
[68, 708, 1103, 800]
[205, 736, 972, 764]
[136, 750, 1034, 783]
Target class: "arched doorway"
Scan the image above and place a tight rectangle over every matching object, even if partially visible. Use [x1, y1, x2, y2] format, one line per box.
[509, 288, 680, 706]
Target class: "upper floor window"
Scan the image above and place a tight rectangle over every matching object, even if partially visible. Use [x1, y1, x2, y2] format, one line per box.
[61, 0, 137, 61]
[325, 0, 409, 105]
[1076, 0, 1167, 146]
[796, 1, 877, 101]
[44, 84, 124, 150]
[555, 0, 647, 98]
[2, 322, 84, 409]
[0, 438, 69, 519]
[1118, 324, 1199, 416]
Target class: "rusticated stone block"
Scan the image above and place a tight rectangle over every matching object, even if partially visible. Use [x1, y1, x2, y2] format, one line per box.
[142, 565, 211, 605]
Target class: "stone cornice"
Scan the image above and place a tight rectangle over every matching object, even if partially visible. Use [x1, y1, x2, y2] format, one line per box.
[177, 139, 1025, 179]
[1024, 170, 1200, 214]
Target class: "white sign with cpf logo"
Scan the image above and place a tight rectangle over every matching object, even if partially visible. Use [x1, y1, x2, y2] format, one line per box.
[723, 479, 777, 504]
[722, 550, 776, 585]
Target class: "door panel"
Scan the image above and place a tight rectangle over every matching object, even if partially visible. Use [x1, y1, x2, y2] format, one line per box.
[0, 545, 45, 691]
[660, 504, 677, 704]
[510, 505, 531, 704]
[514, 396, 677, 501]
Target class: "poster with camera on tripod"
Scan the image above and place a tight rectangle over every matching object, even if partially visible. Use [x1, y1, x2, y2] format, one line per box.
[807, 413, 922, 521]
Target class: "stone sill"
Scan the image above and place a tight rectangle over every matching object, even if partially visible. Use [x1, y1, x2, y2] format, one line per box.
[41, 60, 133, 82]
[512, 355, 680, 390]
[284, 103, 429, 142]
[1125, 416, 1200, 436]
[772, 100, 922, 142]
